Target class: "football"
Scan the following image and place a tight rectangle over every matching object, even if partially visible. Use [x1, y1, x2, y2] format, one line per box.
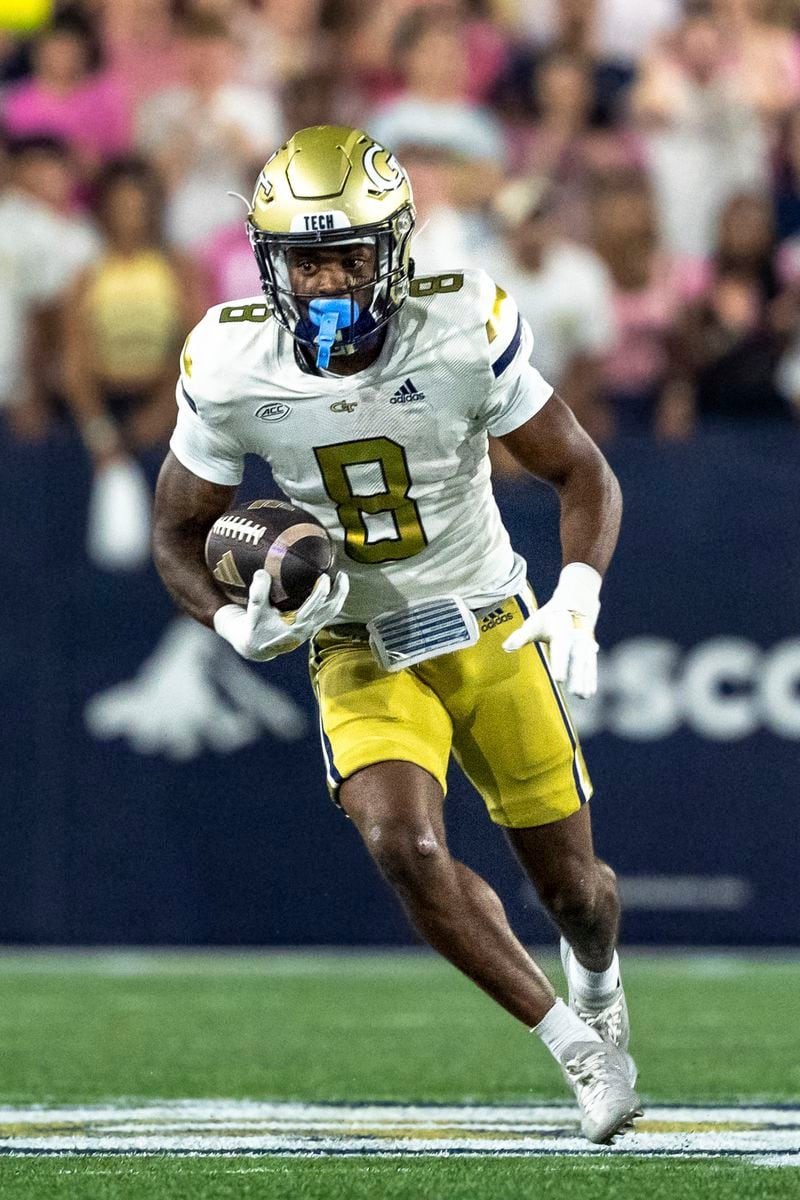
[205, 499, 334, 612]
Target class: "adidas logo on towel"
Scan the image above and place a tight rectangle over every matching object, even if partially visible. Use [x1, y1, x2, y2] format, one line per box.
[390, 378, 425, 404]
[480, 606, 513, 632]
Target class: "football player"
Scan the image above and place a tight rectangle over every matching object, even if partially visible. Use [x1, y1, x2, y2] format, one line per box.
[153, 125, 639, 1143]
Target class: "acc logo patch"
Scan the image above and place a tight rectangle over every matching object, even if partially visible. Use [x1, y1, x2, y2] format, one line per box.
[254, 402, 291, 422]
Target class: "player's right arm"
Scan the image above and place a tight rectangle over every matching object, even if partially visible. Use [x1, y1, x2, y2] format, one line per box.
[154, 317, 348, 658]
[152, 451, 235, 628]
[153, 454, 347, 660]
[153, 314, 252, 627]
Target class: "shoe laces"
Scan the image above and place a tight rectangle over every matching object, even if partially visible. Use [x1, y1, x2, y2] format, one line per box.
[578, 993, 625, 1043]
[564, 1049, 615, 1105]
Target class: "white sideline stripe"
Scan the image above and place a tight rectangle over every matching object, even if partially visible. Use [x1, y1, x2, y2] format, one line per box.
[0, 1103, 798, 1126]
[753, 1154, 800, 1167]
[0, 947, 797, 974]
[2, 1135, 799, 1155]
[0, 1103, 797, 1164]
[0, 952, 455, 977]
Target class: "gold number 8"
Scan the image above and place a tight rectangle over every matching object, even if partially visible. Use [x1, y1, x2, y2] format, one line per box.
[219, 303, 270, 323]
[409, 273, 464, 298]
[314, 438, 428, 564]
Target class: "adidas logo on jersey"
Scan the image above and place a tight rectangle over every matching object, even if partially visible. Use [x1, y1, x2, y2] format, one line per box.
[480, 607, 513, 632]
[390, 378, 425, 404]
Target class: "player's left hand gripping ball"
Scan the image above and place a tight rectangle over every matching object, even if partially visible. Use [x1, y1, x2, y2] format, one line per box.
[503, 563, 601, 698]
[214, 570, 349, 662]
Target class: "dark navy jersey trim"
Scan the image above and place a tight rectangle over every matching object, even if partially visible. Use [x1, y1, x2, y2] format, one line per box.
[180, 382, 198, 414]
[320, 717, 342, 786]
[532, 642, 587, 804]
[514, 593, 587, 806]
[491, 314, 522, 378]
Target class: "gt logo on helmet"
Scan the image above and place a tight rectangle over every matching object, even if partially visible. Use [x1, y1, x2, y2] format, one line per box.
[363, 143, 403, 194]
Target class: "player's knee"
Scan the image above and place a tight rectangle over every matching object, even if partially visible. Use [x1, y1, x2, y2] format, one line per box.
[540, 858, 612, 925]
[414, 834, 438, 857]
[543, 881, 597, 927]
[366, 821, 444, 888]
[597, 859, 618, 897]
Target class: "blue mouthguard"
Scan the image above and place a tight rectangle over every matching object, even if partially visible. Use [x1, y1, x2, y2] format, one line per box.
[308, 297, 360, 368]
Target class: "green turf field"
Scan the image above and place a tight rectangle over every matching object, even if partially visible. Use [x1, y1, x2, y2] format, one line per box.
[0, 950, 797, 1198]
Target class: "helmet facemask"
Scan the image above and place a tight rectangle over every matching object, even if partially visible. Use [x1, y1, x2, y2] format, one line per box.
[248, 205, 415, 358]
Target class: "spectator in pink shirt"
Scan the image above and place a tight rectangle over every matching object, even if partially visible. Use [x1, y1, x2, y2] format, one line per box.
[674, 191, 782, 304]
[711, 0, 800, 124]
[335, 0, 509, 110]
[3, 13, 132, 186]
[100, 0, 183, 109]
[589, 170, 685, 433]
[200, 222, 262, 307]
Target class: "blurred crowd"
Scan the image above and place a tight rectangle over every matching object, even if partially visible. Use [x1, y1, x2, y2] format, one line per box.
[4, 0, 800, 483]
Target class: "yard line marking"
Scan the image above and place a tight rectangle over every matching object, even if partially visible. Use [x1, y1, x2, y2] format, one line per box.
[0, 1102, 797, 1163]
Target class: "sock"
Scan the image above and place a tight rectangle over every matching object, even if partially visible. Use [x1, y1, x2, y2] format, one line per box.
[532, 998, 602, 1066]
[562, 937, 620, 1001]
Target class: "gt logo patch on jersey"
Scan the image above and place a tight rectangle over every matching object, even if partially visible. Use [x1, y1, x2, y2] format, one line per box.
[390, 378, 425, 404]
[254, 402, 291, 421]
[330, 398, 358, 414]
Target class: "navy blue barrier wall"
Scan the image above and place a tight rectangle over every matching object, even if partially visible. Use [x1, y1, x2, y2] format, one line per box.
[1, 426, 797, 945]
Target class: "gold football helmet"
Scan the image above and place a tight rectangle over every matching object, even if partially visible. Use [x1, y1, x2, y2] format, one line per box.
[247, 125, 415, 356]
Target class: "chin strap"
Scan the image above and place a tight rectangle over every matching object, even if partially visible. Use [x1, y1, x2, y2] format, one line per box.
[308, 298, 361, 368]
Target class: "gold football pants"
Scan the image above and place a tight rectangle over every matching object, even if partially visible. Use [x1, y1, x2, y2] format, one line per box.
[309, 591, 592, 828]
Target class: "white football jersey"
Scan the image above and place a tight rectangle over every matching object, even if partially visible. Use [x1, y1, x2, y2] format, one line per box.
[169, 268, 553, 623]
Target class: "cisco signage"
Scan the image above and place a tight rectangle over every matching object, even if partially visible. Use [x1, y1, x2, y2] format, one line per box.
[572, 637, 800, 741]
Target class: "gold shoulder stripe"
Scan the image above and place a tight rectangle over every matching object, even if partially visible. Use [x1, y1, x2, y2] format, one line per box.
[181, 335, 193, 379]
[485, 285, 509, 344]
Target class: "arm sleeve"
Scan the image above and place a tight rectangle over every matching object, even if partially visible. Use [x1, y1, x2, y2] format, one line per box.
[168, 335, 245, 486]
[479, 280, 554, 436]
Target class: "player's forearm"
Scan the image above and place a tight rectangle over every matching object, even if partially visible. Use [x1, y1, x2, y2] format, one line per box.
[152, 452, 236, 627]
[556, 452, 622, 578]
[499, 395, 622, 577]
[152, 523, 228, 627]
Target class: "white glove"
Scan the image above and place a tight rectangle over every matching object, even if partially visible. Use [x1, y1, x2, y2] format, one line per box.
[502, 562, 602, 698]
[213, 568, 349, 661]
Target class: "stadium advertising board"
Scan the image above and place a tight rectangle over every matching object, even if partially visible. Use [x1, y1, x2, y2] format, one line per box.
[1, 429, 796, 944]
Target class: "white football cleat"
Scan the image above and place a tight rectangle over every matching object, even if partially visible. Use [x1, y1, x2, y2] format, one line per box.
[561, 938, 637, 1084]
[561, 1040, 643, 1144]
